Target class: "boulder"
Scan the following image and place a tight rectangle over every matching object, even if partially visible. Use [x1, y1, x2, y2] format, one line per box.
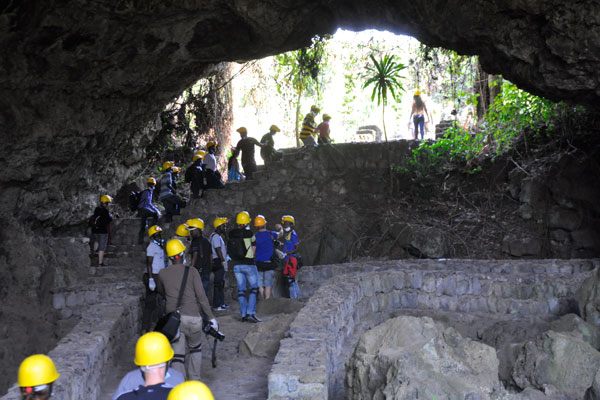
[512, 331, 600, 399]
[584, 369, 600, 400]
[548, 313, 600, 350]
[345, 316, 499, 400]
[577, 268, 600, 326]
[239, 313, 295, 358]
[392, 223, 448, 258]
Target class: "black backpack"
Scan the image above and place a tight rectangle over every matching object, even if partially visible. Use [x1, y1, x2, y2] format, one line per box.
[128, 191, 142, 211]
[193, 237, 213, 274]
[227, 231, 249, 260]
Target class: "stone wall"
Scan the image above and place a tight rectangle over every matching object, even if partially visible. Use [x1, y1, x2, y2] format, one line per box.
[268, 259, 599, 399]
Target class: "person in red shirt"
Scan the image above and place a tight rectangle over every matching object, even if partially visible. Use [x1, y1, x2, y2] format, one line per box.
[317, 114, 332, 144]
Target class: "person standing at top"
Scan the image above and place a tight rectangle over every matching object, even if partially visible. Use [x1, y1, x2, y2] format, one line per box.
[260, 124, 281, 165]
[185, 154, 204, 199]
[203, 142, 224, 189]
[317, 114, 332, 144]
[410, 90, 431, 141]
[90, 194, 113, 266]
[299, 105, 321, 147]
[138, 178, 161, 245]
[234, 127, 262, 180]
[159, 161, 187, 223]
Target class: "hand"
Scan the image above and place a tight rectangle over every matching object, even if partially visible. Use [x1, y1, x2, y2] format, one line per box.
[148, 278, 156, 291]
[222, 260, 228, 272]
[210, 318, 218, 331]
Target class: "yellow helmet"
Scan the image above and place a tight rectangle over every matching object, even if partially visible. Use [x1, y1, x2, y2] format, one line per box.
[166, 239, 186, 257]
[254, 215, 267, 227]
[236, 127, 247, 134]
[175, 224, 190, 237]
[147, 177, 157, 185]
[269, 124, 280, 132]
[322, 114, 331, 120]
[172, 166, 182, 174]
[148, 225, 162, 238]
[186, 218, 205, 230]
[193, 154, 204, 161]
[236, 211, 251, 225]
[414, 90, 421, 96]
[168, 381, 214, 400]
[310, 105, 321, 113]
[18, 354, 60, 388]
[282, 215, 295, 224]
[134, 332, 174, 366]
[162, 161, 174, 170]
[100, 194, 113, 203]
[207, 141, 217, 149]
[213, 217, 229, 229]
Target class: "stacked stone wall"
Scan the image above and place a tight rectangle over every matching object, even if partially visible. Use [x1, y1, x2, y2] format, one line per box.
[268, 259, 599, 399]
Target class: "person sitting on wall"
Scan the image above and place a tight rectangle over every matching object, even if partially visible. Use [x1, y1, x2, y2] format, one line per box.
[158, 161, 187, 223]
[317, 114, 332, 144]
[113, 332, 184, 400]
[260, 124, 282, 165]
[299, 105, 321, 147]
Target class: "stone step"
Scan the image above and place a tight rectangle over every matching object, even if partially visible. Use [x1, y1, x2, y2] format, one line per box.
[52, 282, 143, 311]
[88, 265, 143, 277]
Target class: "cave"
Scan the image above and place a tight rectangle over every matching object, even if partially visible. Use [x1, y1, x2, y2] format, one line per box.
[1, 1, 600, 399]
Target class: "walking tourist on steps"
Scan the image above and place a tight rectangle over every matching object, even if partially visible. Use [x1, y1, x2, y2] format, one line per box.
[410, 90, 431, 141]
[158, 161, 187, 223]
[17, 354, 59, 400]
[185, 154, 204, 199]
[142, 225, 166, 334]
[317, 114, 332, 144]
[167, 381, 214, 400]
[234, 127, 262, 180]
[113, 332, 184, 400]
[227, 211, 261, 323]
[186, 218, 213, 300]
[203, 141, 224, 190]
[156, 239, 218, 380]
[299, 105, 321, 147]
[253, 215, 283, 300]
[281, 215, 301, 299]
[260, 124, 282, 165]
[138, 177, 161, 245]
[209, 217, 229, 311]
[90, 194, 113, 266]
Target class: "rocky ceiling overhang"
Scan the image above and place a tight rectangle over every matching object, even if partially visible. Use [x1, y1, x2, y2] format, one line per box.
[1, 0, 598, 228]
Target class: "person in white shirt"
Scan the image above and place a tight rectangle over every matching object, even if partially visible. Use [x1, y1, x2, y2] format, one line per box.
[142, 225, 166, 333]
[203, 142, 224, 190]
[209, 217, 229, 311]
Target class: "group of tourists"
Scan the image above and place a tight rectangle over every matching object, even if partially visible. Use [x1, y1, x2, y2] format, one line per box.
[16, 338, 213, 400]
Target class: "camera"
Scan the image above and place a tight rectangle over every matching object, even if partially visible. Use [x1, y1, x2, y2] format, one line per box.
[202, 321, 225, 341]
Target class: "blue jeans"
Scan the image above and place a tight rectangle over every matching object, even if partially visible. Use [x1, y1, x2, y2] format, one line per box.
[413, 115, 425, 140]
[289, 280, 301, 299]
[234, 264, 258, 317]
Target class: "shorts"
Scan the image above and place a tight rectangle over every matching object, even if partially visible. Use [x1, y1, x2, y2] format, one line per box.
[258, 270, 275, 287]
[92, 233, 109, 251]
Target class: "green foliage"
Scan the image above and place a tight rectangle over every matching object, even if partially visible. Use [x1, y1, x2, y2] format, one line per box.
[400, 81, 560, 177]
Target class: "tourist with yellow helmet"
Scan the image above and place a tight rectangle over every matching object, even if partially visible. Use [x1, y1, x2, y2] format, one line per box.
[158, 161, 187, 223]
[138, 177, 161, 245]
[156, 239, 217, 380]
[281, 215, 301, 299]
[90, 194, 114, 267]
[168, 381, 214, 400]
[185, 218, 214, 300]
[209, 217, 230, 311]
[203, 141, 225, 190]
[410, 90, 431, 140]
[17, 354, 59, 400]
[234, 127, 263, 180]
[299, 105, 321, 147]
[113, 332, 184, 400]
[317, 114, 332, 144]
[142, 225, 166, 334]
[253, 215, 283, 300]
[185, 153, 204, 199]
[174, 224, 190, 240]
[227, 211, 261, 323]
[260, 124, 283, 165]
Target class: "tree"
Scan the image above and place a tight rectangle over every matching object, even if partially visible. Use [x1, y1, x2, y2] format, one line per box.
[363, 54, 406, 142]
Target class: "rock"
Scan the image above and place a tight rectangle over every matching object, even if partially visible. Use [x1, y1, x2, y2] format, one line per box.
[577, 268, 600, 326]
[502, 235, 544, 257]
[584, 369, 600, 400]
[255, 298, 305, 315]
[498, 386, 569, 400]
[547, 206, 580, 231]
[392, 223, 448, 258]
[512, 330, 600, 399]
[239, 313, 295, 358]
[345, 316, 499, 399]
[548, 313, 600, 350]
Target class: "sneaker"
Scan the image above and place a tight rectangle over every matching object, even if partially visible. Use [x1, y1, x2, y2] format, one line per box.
[221, 304, 230, 309]
[241, 316, 248, 322]
[214, 306, 228, 311]
[246, 314, 262, 323]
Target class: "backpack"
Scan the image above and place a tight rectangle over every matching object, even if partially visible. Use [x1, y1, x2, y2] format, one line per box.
[227, 231, 249, 260]
[128, 191, 142, 211]
[193, 237, 213, 274]
[88, 214, 99, 228]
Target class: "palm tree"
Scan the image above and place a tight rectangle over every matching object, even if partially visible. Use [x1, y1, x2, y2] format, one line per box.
[363, 54, 406, 142]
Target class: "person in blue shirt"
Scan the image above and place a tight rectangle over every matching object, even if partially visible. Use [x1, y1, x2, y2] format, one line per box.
[138, 178, 161, 245]
[253, 215, 283, 300]
[281, 215, 301, 299]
